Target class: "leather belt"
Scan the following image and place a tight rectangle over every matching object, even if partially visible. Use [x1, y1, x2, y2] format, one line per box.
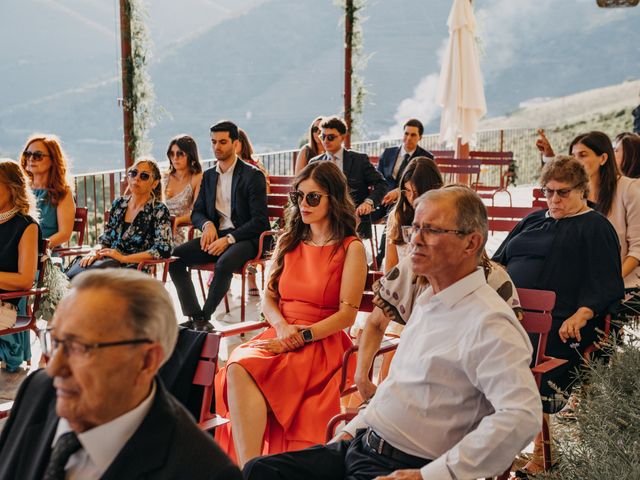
[364, 428, 430, 466]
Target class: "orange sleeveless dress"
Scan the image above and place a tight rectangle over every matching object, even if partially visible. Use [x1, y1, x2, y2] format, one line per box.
[214, 237, 359, 462]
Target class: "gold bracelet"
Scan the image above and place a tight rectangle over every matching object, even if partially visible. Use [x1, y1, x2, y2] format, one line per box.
[340, 299, 359, 310]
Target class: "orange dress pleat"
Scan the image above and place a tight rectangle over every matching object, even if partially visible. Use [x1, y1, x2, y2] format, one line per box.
[214, 237, 359, 462]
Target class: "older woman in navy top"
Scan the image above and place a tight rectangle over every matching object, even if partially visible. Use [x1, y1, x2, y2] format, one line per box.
[68, 158, 172, 278]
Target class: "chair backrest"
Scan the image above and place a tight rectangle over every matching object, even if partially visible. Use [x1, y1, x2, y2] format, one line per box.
[269, 184, 292, 194]
[270, 175, 295, 186]
[72, 207, 88, 246]
[469, 150, 514, 165]
[192, 332, 223, 424]
[486, 206, 541, 233]
[517, 288, 556, 369]
[359, 271, 383, 313]
[430, 149, 455, 159]
[532, 188, 547, 208]
[435, 157, 482, 187]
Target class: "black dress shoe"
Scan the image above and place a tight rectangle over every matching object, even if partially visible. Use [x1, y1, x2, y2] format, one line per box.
[194, 319, 215, 332]
[179, 318, 195, 329]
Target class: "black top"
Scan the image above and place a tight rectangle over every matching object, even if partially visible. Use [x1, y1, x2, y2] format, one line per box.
[493, 209, 624, 358]
[0, 214, 41, 306]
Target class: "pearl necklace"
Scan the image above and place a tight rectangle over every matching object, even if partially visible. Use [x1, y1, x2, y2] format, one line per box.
[0, 207, 19, 223]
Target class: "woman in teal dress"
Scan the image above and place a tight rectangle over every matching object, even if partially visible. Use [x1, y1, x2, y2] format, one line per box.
[0, 160, 41, 372]
[20, 134, 75, 248]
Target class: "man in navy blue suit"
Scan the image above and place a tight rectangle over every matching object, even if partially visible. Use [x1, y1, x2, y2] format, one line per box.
[372, 118, 433, 265]
[169, 120, 269, 331]
[309, 116, 387, 239]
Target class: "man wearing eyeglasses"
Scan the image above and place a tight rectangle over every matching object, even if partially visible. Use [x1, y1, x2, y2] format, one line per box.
[243, 187, 541, 480]
[0, 269, 242, 480]
[310, 116, 387, 239]
[169, 120, 270, 331]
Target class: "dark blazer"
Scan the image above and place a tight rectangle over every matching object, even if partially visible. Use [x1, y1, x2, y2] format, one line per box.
[310, 149, 387, 207]
[0, 370, 242, 480]
[191, 158, 269, 247]
[377, 145, 434, 190]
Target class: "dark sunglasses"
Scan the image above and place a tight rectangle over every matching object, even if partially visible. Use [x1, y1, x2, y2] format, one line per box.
[127, 169, 152, 181]
[22, 151, 50, 161]
[311, 126, 320, 134]
[320, 133, 339, 142]
[289, 190, 328, 207]
[541, 186, 576, 199]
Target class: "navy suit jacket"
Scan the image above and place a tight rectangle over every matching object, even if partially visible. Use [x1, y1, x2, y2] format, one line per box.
[0, 370, 242, 480]
[310, 149, 387, 207]
[191, 158, 269, 248]
[377, 145, 434, 190]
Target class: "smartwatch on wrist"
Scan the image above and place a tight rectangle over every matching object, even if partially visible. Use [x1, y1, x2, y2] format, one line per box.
[226, 234, 236, 245]
[301, 328, 314, 343]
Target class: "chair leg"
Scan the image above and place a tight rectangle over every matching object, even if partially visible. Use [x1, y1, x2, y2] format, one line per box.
[369, 237, 378, 271]
[224, 293, 230, 314]
[541, 413, 552, 470]
[162, 263, 169, 283]
[197, 270, 206, 300]
[241, 269, 246, 323]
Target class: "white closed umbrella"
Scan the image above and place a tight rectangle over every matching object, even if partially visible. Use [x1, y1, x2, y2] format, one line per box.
[437, 0, 486, 148]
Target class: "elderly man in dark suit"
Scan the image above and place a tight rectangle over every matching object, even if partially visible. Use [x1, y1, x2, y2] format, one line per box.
[373, 118, 434, 265]
[169, 120, 270, 331]
[309, 116, 387, 239]
[0, 269, 241, 480]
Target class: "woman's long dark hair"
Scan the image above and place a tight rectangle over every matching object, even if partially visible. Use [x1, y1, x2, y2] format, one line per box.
[616, 132, 640, 179]
[569, 131, 619, 216]
[304, 116, 324, 158]
[267, 161, 357, 293]
[166, 134, 202, 175]
[390, 157, 443, 245]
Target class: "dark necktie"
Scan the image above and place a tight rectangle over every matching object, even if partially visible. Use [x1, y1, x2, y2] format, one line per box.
[44, 431, 82, 480]
[395, 153, 411, 179]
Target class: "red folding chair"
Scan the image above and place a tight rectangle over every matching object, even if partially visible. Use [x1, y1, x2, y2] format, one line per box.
[486, 205, 541, 234]
[469, 151, 514, 206]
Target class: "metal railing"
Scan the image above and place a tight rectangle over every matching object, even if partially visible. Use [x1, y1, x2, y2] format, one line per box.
[73, 127, 542, 244]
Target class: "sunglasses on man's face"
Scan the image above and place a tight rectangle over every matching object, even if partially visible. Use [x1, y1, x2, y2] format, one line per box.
[320, 134, 339, 142]
[289, 190, 328, 207]
[127, 169, 152, 181]
[23, 151, 50, 161]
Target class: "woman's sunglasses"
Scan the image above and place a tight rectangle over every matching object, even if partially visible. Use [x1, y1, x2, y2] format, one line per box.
[127, 169, 152, 181]
[22, 151, 50, 161]
[289, 190, 328, 207]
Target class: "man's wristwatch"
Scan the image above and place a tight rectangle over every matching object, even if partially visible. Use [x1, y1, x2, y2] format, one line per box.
[226, 234, 236, 245]
[301, 328, 314, 343]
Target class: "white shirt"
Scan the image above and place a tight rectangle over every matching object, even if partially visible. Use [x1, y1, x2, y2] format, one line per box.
[52, 382, 156, 480]
[392, 146, 415, 180]
[327, 148, 344, 172]
[215, 158, 237, 231]
[343, 268, 541, 480]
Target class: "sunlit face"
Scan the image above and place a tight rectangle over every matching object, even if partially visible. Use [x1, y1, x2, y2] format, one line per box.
[614, 140, 624, 168]
[403, 126, 421, 152]
[127, 162, 158, 196]
[410, 199, 470, 278]
[296, 178, 329, 225]
[47, 289, 156, 432]
[312, 121, 322, 144]
[402, 180, 419, 206]
[211, 131, 237, 162]
[168, 144, 188, 172]
[320, 127, 343, 155]
[23, 140, 52, 176]
[543, 179, 585, 219]
[571, 142, 606, 179]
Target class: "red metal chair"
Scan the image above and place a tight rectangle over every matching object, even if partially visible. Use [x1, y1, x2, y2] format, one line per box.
[486, 205, 541, 233]
[52, 207, 92, 259]
[532, 188, 547, 208]
[469, 151, 514, 206]
[435, 156, 482, 187]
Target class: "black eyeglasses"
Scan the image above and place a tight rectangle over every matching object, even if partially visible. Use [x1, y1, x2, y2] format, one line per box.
[22, 151, 50, 161]
[320, 134, 339, 142]
[127, 169, 152, 181]
[401, 225, 470, 243]
[289, 190, 328, 207]
[40, 328, 152, 359]
[541, 186, 576, 199]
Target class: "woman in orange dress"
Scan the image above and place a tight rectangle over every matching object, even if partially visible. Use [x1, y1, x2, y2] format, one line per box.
[215, 161, 367, 467]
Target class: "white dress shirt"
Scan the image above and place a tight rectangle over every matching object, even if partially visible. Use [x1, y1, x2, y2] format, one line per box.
[327, 148, 344, 172]
[392, 146, 415, 180]
[343, 268, 541, 480]
[215, 158, 237, 231]
[52, 382, 156, 479]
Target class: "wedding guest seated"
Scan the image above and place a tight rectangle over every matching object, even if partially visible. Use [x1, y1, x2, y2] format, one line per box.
[294, 116, 325, 175]
[214, 161, 367, 467]
[0, 160, 41, 372]
[614, 132, 640, 178]
[0, 269, 242, 479]
[67, 158, 172, 279]
[244, 186, 541, 480]
[20, 134, 75, 249]
[162, 134, 203, 244]
[492, 156, 624, 475]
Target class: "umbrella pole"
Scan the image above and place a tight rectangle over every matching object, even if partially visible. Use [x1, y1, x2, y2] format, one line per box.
[456, 137, 471, 186]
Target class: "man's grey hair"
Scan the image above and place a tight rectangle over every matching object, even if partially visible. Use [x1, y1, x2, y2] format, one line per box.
[416, 185, 488, 258]
[71, 269, 178, 365]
